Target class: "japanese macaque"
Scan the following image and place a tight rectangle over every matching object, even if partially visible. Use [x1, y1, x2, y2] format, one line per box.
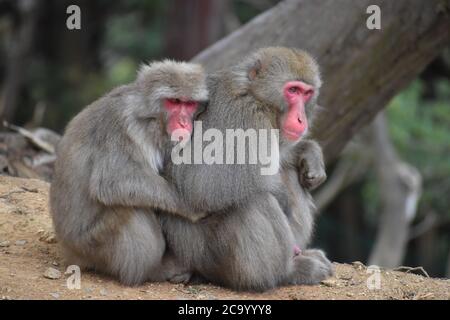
[163, 47, 333, 291]
[50, 60, 208, 285]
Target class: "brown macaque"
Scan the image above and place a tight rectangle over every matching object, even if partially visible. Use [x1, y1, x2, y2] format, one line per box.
[163, 47, 333, 291]
[50, 60, 208, 285]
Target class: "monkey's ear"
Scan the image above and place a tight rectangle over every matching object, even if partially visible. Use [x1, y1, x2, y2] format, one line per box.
[248, 59, 262, 81]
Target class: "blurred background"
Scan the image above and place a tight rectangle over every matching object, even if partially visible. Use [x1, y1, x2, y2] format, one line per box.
[0, 0, 449, 278]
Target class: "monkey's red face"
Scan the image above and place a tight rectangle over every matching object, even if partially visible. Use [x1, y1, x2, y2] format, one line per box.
[164, 98, 199, 139]
[281, 81, 314, 141]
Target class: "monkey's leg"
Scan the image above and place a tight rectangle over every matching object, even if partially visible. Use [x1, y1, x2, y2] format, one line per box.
[65, 209, 178, 286]
[160, 251, 193, 284]
[190, 195, 298, 292]
[295, 139, 327, 190]
[195, 195, 332, 290]
[282, 166, 334, 284]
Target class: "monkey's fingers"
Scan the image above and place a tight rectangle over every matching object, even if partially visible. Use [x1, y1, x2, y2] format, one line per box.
[302, 249, 335, 277]
[299, 159, 327, 190]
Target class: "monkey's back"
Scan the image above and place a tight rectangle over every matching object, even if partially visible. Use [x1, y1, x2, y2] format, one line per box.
[49, 87, 131, 248]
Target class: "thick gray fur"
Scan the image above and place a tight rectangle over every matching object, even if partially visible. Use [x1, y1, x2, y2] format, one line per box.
[50, 60, 207, 285]
[163, 47, 333, 291]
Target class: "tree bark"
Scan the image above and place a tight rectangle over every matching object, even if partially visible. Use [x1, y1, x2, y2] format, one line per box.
[192, 0, 450, 162]
[368, 112, 422, 268]
[164, 0, 238, 60]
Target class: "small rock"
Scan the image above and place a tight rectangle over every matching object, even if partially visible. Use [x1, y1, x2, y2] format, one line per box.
[352, 261, 366, 270]
[346, 293, 354, 297]
[37, 230, 57, 244]
[0, 240, 10, 247]
[348, 279, 363, 286]
[43, 267, 61, 280]
[15, 240, 27, 246]
[339, 270, 354, 280]
[84, 287, 93, 293]
[52, 261, 59, 266]
[321, 279, 339, 287]
[100, 289, 108, 296]
[50, 292, 60, 299]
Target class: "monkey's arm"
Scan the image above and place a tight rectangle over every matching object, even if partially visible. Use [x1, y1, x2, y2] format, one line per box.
[294, 139, 327, 190]
[89, 157, 206, 222]
[169, 160, 283, 214]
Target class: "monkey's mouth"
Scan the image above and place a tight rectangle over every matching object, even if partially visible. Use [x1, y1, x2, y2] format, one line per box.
[281, 128, 303, 141]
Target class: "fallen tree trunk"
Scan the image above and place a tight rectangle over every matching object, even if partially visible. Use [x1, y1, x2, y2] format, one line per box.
[193, 0, 450, 162]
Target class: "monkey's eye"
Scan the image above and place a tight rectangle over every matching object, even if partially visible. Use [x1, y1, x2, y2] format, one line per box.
[287, 86, 314, 102]
[185, 101, 198, 108]
[288, 87, 300, 94]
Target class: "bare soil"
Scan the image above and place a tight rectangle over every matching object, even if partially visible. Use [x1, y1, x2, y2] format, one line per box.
[0, 175, 448, 300]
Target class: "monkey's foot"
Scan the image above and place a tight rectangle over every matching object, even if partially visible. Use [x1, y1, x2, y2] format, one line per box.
[168, 272, 192, 284]
[291, 249, 334, 285]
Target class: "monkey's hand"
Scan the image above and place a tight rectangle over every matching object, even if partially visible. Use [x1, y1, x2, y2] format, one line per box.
[291, 249, 335, 285]
[297, 140, 327, 191]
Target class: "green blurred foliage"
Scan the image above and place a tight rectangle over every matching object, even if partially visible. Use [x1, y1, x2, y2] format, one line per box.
[360, 79, 450, 220]
[387, 79, 450, 218]
[233, 0, 263, 23]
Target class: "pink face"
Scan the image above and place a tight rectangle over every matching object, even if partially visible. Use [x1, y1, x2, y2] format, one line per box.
[164, 98, 199, 139]
[281, 81, 314, 141]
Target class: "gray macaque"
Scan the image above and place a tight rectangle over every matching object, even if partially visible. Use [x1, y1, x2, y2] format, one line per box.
[50, 60, 208, 285]
[162, 47, 333, 291]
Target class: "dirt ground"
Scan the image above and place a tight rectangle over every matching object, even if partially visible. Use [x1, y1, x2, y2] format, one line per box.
[0, 175, 448, 300]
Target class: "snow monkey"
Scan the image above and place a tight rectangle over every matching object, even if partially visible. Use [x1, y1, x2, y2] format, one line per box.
[163, 47, 333, 291]
[50, 60, 208, 285]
